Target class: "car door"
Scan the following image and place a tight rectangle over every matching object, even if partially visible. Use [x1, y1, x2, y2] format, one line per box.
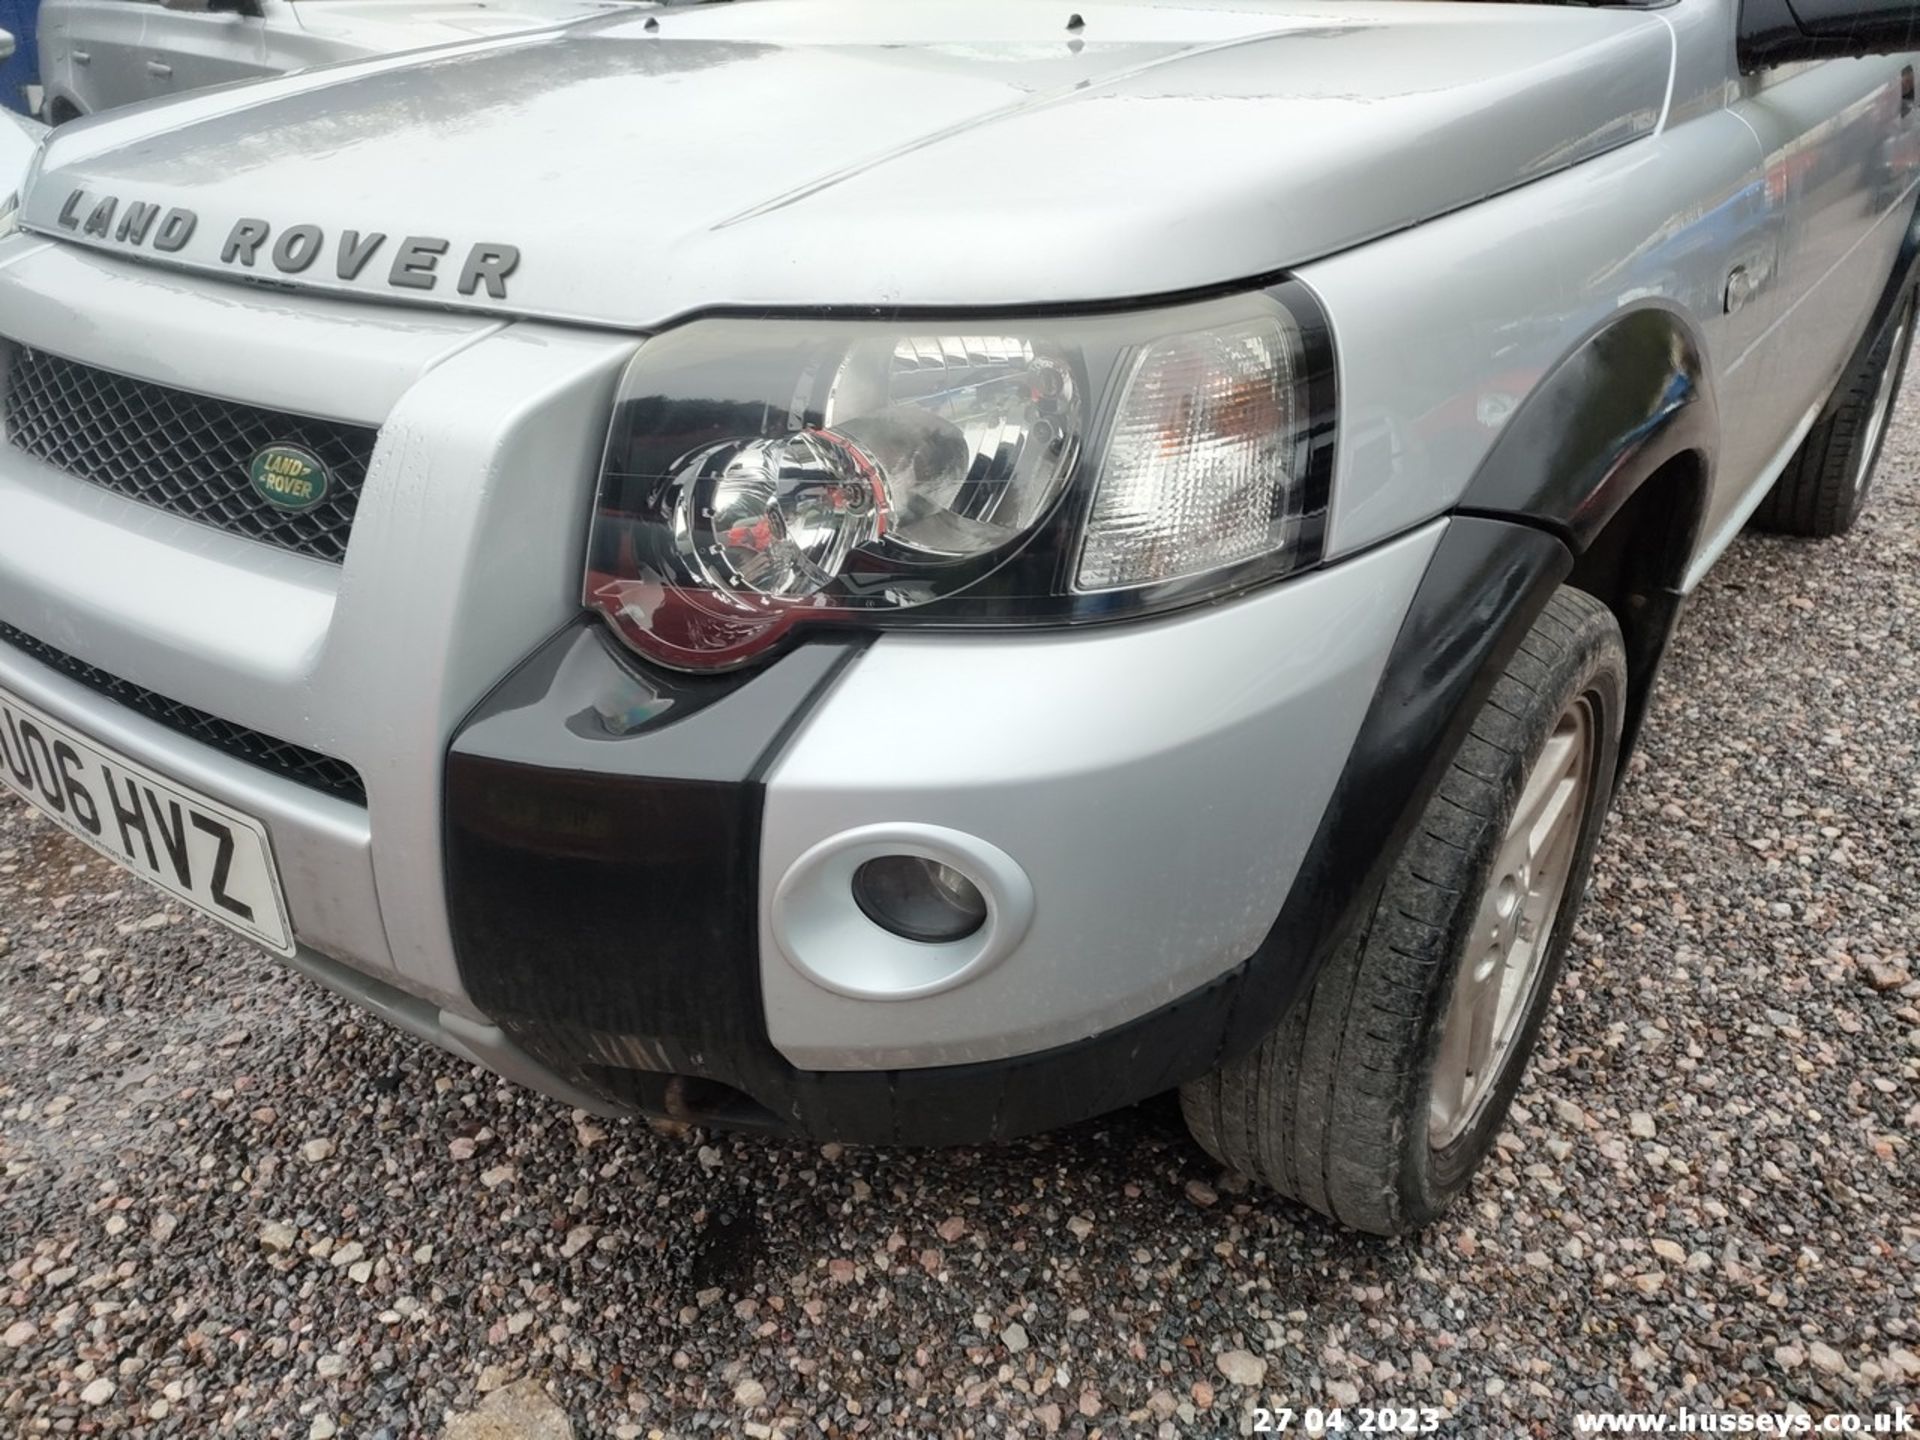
[40, 0, 154, 115]
[1713, 55, 1920, 538]
[133, 0, 273, 102]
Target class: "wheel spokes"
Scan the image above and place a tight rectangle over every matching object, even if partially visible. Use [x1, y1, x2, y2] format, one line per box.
[1431, 936, 1502, 1137]
[1502, 724, 1583, 877]
[1429, 701, 1596, 1150]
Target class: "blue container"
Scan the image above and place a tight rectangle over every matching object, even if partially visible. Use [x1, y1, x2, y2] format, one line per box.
[0, 0, 38, 117]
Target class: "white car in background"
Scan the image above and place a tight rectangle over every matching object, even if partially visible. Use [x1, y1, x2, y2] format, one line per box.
[37, 0, 627, 121]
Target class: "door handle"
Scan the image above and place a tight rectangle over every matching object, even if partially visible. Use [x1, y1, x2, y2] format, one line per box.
[146, 60, 173, 79]
[71, 49, 90, 64]
[1724, 264, 1760, 317]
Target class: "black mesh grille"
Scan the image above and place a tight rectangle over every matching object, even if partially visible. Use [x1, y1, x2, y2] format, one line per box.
[0, 623, 366, 805]
[4, 346, 376, 563]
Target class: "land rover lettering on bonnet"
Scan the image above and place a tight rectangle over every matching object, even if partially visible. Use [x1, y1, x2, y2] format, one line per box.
[0, 0, 1915, 1236]
[54, 189, 522, 298]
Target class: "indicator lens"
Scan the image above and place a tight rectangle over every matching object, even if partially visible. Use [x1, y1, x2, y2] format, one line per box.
[1077, 319, 1304, 592]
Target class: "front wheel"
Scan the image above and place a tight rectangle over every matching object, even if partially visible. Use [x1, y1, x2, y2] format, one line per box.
[1180, 587, 1628, 1235]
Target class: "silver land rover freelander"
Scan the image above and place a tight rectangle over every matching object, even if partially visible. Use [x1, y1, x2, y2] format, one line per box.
[0, 0, 1915, 1236]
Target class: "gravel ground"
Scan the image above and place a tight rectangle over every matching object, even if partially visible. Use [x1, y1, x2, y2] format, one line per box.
[2, 395, 1918, 1440]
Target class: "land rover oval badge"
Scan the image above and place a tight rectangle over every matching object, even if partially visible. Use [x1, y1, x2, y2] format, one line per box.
[249, 443, 330, 513]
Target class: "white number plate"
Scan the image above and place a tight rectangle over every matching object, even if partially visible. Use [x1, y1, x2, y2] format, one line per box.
[0, 685, 294, 956]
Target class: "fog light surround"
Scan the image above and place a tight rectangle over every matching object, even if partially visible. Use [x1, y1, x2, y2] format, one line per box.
[772, 823, 1034, 1001]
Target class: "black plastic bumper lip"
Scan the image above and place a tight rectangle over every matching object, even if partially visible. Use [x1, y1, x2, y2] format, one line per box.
[442, 515, 1570, 1146]
[442, 623, 866, 1117]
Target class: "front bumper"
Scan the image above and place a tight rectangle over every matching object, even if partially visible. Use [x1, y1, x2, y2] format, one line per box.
[443, 524, 1443, 1141]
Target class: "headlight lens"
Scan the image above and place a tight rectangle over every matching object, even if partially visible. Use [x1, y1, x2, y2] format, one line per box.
[587, 283, 1333, 670]
[826, 334, 1082, 560]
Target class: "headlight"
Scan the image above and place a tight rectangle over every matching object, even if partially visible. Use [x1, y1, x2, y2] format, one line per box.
[586, 283, 1334, 670]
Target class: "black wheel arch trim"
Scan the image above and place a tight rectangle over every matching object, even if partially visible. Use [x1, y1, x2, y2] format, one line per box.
[1452, 301, 1724, 771]
[1216, 515, 1573, 1063]
[1250, 304, 1743, 1074]
[1454, 300, 1718, 558]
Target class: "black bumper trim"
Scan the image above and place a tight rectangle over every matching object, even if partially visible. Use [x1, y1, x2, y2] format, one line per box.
[443, 624, 864, 1114]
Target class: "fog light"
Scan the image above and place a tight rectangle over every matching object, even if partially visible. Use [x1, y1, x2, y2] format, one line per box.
[851, 855, 988, 944]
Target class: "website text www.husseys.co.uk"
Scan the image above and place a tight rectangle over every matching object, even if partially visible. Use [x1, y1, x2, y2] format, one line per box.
[1575, 1408, 1914, 1434]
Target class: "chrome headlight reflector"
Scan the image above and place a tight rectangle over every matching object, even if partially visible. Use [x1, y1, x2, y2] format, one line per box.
[587, 283, 1333, 670]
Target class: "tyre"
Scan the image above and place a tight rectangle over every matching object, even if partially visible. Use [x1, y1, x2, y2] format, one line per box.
[1180, 588, 1628, 1235]
[1752, 289, 1915, 538]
